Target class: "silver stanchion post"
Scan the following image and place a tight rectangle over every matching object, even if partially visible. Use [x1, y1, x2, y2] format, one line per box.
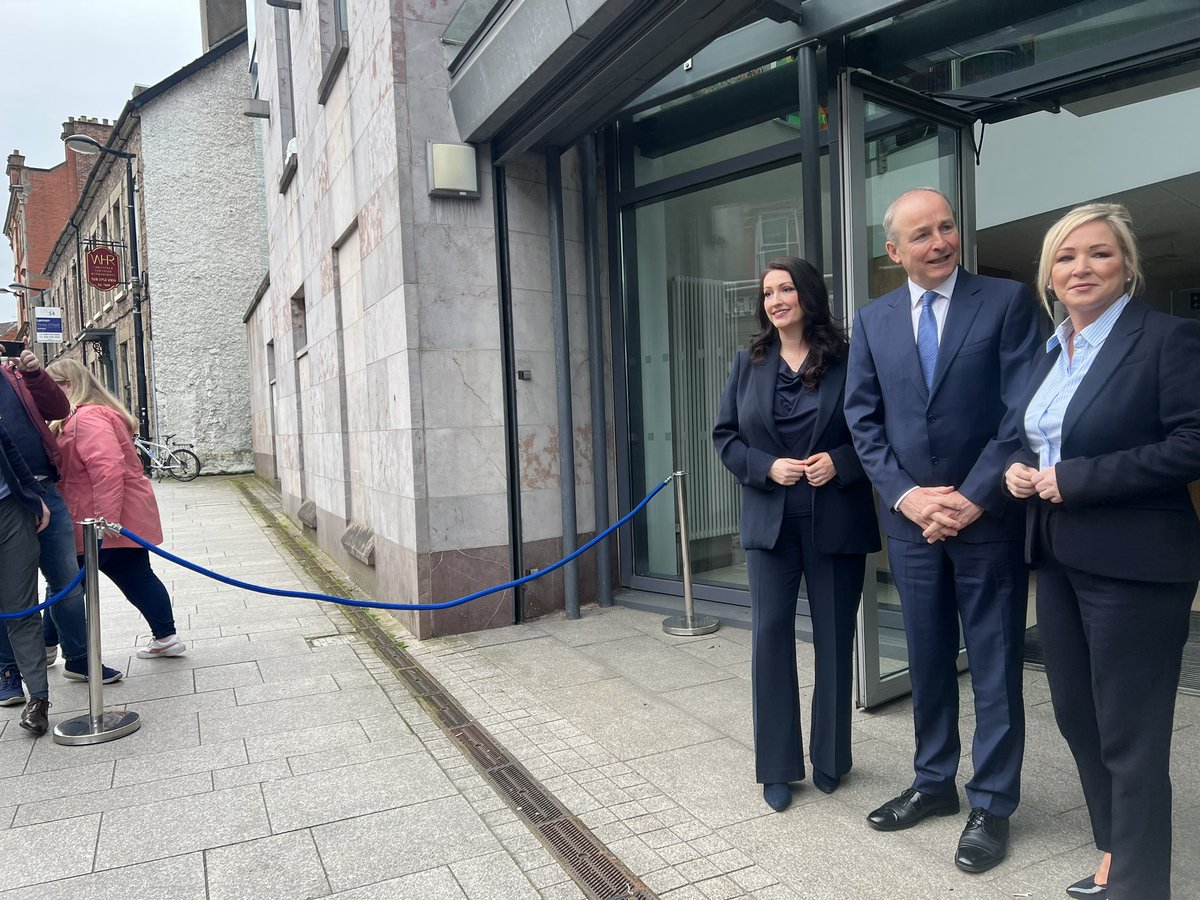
[663, 471, 719, 636]
[53, 519, 141, 745]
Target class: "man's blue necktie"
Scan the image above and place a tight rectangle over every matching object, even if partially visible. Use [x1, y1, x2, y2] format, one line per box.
[917, 290, 939, 391]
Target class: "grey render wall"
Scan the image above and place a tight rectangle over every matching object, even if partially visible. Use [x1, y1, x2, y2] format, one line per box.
[139, 44, 262, 472]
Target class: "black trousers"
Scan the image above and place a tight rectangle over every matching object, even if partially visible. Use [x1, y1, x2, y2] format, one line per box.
[1037, 554, 1194, 900]
[745, 514, 866, 784]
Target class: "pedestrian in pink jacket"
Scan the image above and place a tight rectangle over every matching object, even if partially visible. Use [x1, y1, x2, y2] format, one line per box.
[45, 359, 186, 660]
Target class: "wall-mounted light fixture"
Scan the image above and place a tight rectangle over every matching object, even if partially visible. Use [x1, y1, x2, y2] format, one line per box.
[427, 141, 479, 199]
[266, 0, 302, 10]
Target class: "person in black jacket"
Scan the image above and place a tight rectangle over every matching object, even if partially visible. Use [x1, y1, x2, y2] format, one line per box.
[1005, 203, 1200, 900]
[713, 256, 879, 812]
[0, 423, 52, 735]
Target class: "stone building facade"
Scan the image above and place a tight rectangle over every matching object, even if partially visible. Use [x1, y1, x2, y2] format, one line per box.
[245, 0, 608, 638]
[44, 32, 265, 473]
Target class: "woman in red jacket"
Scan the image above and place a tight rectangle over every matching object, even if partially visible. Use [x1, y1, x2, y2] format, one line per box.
[45, 359, 186, 660]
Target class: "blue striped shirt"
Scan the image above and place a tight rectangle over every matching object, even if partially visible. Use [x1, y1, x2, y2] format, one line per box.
[1025, 295, 1130, 468]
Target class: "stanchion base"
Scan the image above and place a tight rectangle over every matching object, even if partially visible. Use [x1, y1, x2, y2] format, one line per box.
[52, 710, 142, 746]
[662, 614, 720, 636]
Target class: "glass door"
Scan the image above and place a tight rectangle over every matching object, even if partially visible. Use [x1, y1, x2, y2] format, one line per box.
[835, 70, 978, 709]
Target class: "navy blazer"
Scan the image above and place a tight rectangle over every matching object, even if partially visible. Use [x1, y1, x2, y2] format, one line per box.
[713, 346, 879, 555]
[845, 268, 1044, 544]
[1009, 300, 1200, 583]
[0, 424, 45, 519]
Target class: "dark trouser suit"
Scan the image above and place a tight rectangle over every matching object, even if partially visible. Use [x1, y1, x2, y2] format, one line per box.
[746, 514, 865, 784]
[1036, 545, 1193, 900]
[888, 536, 1027, 817]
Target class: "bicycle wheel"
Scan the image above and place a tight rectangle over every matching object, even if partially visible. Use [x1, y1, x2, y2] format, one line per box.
[167, 449, 202, 482]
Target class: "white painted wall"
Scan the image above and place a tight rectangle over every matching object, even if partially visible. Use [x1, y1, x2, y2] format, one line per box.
[140, 43, 263, 472]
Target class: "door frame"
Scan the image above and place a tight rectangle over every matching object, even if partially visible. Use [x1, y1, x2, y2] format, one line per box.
[835, 68, 979, 709]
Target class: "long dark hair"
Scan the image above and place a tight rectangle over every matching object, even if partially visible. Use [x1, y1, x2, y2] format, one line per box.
[749, 256, 847, 388]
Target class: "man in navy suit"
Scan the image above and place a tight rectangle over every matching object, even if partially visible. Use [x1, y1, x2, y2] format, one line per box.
[844, 188, 1042, 874]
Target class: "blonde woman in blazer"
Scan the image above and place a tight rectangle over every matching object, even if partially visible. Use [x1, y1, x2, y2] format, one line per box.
[1005, 203, 1200, 900]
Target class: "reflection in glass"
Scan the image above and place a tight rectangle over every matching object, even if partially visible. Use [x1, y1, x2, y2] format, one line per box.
[859, 98, 963, 679]
[625, 160, 831, 595]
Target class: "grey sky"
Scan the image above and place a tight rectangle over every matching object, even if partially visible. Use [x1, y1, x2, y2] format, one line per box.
[1, 0, 205, 320]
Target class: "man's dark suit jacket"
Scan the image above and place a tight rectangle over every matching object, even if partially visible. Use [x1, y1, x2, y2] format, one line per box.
[845, 267, 1043, 544]
[0, 425, 45, 519]
[713, 346, 879, 555]
[1009, 300, 1200, 583]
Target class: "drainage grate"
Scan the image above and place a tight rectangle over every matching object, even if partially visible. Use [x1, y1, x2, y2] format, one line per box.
[426, 690, 469, 728]
[540, 818, 654, 900]
[454, 722, 511, 770]
[489, 764, 563, 825]
[394, 665, 439, 697]
[231, 478, 658, 899]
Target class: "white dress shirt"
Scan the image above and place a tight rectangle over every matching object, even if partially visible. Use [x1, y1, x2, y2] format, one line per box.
[1025, 294, 1131, 468]
[906, 268, 958, 342]
[894, 270, 959, 511]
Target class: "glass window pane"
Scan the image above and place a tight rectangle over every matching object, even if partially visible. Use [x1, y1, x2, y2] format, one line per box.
[624, 158, 830, 590]
[629, 58, 818, 187]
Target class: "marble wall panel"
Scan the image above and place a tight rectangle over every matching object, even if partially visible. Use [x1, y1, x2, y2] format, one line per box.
[520, 484, 596, 543]
[517, 423, 559, 491]
[363, 285, 411, 361]
[412, 222, 496, 293]
[416, 282, 502, 351]
[510, 288, 554, 353]
[410, 171, 494, 231]
[500, 151, 546, 186]
[391, 85, 413, 172]
[356, 179, 387, 259]
[504, 172, 552, 238]
[424, 426, 507, 498]
[506, 229, 553, 293]
[360, 228, 410, 308]
[427, 492, 509, 553]
[382, 350, 418, 432]
[418, 349, 504, 429]
[373, 535, 422, 632]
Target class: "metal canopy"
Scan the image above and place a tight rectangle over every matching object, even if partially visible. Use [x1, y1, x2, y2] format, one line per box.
[447, 0, 929, 160]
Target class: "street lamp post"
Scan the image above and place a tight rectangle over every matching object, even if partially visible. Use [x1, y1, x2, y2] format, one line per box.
[64, 133, 150, 441]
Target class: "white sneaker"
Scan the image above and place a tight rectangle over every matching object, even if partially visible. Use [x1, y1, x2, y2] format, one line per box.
[45, 645, 58, 667]
[137, 635, 187, 659]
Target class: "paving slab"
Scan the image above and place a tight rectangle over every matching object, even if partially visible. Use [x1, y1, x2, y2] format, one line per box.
[205, 829, 331, 900]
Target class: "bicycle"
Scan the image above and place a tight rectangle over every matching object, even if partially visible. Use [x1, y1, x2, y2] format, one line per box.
[133, 433, 203, 482]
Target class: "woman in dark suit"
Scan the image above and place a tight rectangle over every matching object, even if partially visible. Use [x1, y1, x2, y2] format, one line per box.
[713, 256, 879, 812]
[1005, 203, 1200, 900]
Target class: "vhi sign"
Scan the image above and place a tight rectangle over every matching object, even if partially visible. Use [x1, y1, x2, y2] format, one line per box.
[85, 247, 122, 291]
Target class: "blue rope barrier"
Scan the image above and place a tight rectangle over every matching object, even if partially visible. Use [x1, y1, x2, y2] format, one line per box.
[0, 566, 86, 620]
[115, 474, 675, 611]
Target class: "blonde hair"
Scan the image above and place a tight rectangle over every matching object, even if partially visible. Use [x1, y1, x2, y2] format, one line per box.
[46, 358, 138, 434]
[1036, 202, 1142, 315]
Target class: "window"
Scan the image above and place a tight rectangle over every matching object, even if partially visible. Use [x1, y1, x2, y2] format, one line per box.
[316, 0, 349, 104]
[272, 7, 299, 191]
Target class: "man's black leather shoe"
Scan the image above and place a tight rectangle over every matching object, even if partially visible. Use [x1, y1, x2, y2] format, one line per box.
[955, 806, 1009, 873]
[19, 697, 50, 737]
[867, 787, 960, 831]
